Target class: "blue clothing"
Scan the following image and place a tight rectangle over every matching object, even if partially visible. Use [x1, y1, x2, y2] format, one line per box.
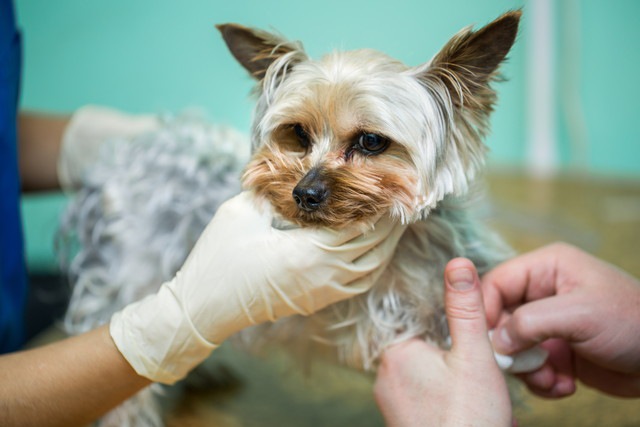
[0, 0, 27, 353]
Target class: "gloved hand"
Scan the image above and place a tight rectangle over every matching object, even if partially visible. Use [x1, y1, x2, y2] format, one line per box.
[110, 192, 407, 384]
[58, 105, 158, 190]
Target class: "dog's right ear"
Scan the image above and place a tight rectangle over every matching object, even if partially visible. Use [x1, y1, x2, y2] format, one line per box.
[419, 10, 521, 109]
[216, 23, 307, 81]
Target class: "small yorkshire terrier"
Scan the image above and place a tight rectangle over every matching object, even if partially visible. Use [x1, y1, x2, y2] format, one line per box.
[61, 10, 520, 426]
[220, 10, 520, 368]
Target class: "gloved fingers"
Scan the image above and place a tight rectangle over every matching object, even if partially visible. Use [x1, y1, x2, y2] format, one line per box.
[338, 216, 399, 256]
[267, 255, 385, 316]
[332, 221, 404, 292]
[313, 221, 404, 295]
[285, 221, 365, 248]
[306, 221, 403, 291]
[341, 255, 393, 294]
[302, 216, 403, 262]
[289, 214, 399, 250]
[349, 219, 407, 264]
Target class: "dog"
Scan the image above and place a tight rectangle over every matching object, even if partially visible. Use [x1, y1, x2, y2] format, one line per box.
[219, 10, 519, 369]
[60, 10, 520, 426]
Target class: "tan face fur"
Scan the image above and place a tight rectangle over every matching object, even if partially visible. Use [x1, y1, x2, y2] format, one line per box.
[242, 52, 423, 228]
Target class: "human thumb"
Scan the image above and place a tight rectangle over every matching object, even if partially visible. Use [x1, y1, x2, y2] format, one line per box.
[444, 258, 494, 359]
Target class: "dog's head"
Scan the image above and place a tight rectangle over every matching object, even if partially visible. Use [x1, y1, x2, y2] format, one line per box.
[218, 11, 520, 228]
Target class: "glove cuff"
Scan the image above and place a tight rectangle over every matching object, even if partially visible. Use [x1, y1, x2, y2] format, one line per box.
[110, 282, 217, 384]
[58, 105, 158, 191]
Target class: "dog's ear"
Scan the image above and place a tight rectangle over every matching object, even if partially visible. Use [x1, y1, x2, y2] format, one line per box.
[420, 10, 521, 108]
[216, 23, 306, 81]
[411, 11, 521, 210]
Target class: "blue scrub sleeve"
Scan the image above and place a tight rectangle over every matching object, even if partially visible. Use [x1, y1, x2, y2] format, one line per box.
[0, 0, 28, 353]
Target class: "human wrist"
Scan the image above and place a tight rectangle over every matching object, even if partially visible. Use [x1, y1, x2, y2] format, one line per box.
[109, 281, 217, 384]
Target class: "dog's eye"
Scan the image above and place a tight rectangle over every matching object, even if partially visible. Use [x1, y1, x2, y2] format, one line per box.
[293, 124, 311, 149]
[357, 133, 389, 154]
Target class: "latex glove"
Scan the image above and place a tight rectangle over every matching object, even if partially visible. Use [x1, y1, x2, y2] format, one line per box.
[110, 191, 407, 384]
[58, 105, 158, 190]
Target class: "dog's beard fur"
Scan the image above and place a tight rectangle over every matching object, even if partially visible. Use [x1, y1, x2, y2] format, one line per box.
[243, 140, 418, 228]
[220, 10, 521, 368]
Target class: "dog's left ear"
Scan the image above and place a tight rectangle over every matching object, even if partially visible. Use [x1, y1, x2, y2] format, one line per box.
[420, 10, 521, 109]
[217, 23, 307, 82]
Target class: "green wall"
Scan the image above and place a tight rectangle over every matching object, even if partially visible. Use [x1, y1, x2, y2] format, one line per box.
[14, 0, 640, 272]
[16, 0, 640, 174]
[569, 1, 640, 175]
[16, 0, 526, 164]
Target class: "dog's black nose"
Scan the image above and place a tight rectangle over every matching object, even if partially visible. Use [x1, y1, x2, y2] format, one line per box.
[293, 184, 329, 211]
[292, 168, 330, 212]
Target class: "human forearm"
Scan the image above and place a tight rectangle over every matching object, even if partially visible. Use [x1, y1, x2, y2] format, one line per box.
[0, 325, 150, 427]
[18, 112, 70, 192]
[19, 106, 160, 193]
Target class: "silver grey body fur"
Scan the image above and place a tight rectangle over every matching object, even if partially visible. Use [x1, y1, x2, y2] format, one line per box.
[60, 22, 515, 427]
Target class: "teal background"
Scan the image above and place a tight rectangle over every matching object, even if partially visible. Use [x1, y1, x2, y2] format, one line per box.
[14, 0, 640, 272]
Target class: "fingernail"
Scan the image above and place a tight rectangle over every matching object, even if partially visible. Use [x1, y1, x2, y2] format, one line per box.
[552, 377, 576, 397]
[497, 326, 513, 349]
[447, 268, 474, 291]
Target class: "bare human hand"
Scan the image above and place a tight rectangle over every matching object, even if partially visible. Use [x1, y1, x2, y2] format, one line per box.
[482, 243, 640, 398]
[374, 258, 512, 427]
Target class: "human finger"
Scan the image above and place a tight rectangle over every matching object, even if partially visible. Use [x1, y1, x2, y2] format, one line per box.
[481, 245, 566, 327]
[491, 294, 590, 355]
[517, 339, 576, 398]
[444, 258, 494, 360]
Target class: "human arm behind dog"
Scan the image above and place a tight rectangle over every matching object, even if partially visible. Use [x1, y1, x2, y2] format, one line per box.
[19, 106, 159, 192]
[17, 113, 69, 191]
